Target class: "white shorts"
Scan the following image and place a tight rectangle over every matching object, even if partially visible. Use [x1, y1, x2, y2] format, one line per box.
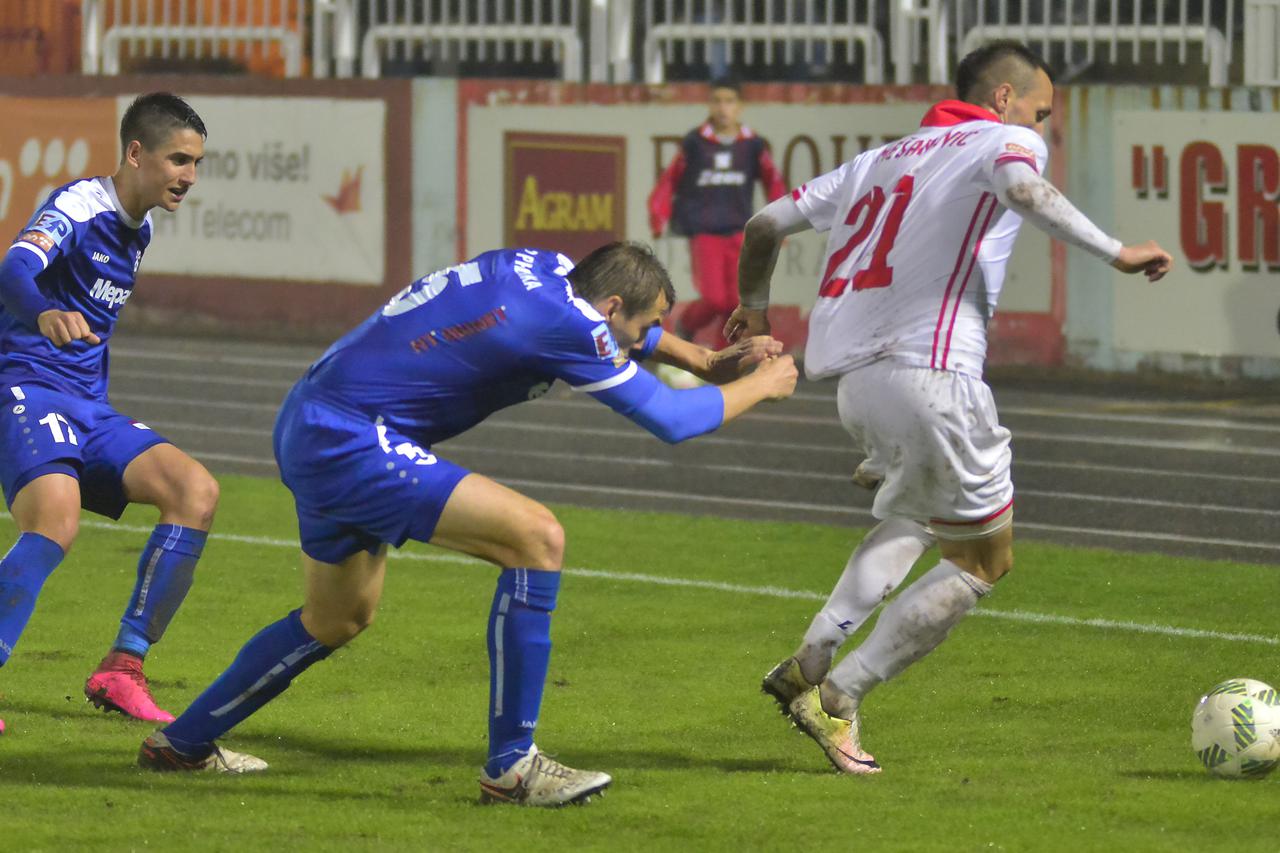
[837, 359, 1013, 540]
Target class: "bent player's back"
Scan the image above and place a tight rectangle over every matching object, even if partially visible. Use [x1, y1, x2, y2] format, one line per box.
[794, 101, 1046, 379]
[300, 248, 617, 446]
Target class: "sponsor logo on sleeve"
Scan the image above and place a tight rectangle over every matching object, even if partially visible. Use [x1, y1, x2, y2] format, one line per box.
[29, 209, 74, 245]
[1003, 142, 1037, 159]
[591, 321, 622, 364]
[17, 230, 55, 253]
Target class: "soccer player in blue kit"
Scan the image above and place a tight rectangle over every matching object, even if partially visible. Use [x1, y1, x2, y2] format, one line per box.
[0, 94, 213, 732]
[139, 241, 798, 806]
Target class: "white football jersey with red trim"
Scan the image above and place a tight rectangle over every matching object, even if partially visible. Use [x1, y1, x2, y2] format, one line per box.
[791, 101, 1048, 380]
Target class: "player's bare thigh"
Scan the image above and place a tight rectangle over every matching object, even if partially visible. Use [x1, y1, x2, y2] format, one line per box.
[429, 473, 564, 571]
[10, 473, 81, 552]
[937, 510, 1014, 585]
[300, 547, 387, 648]
[122, 443, 220, 530]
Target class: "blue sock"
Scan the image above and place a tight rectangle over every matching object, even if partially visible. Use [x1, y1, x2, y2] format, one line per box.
[0, 533, 65, 666]
[163, 608, 332, 754]
[485, 568, 561, 777]
[114, 525, 207, 659]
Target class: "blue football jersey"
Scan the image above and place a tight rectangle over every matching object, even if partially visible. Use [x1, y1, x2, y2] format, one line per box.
[302, 248, 646, 446]
[0, 177, 151, 400]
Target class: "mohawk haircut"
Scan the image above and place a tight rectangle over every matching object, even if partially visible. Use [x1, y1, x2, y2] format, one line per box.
[955, 41, 1053, 103]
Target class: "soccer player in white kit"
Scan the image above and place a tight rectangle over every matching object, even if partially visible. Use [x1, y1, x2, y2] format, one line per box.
[726, 42, 1173, 774]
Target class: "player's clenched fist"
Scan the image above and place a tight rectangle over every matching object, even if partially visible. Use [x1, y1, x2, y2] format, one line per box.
[37, 309, 102, 347]
[1111, 240, 1174, 282]
[755, 353, 798, 400]
[723, 305, 770, 344]
[705, 335, 784, 383]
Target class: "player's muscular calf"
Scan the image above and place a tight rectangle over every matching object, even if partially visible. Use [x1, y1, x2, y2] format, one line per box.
[37, 309, 101, 347]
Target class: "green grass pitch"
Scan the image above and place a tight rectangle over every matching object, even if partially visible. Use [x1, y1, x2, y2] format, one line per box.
[1, 474, 1277, 851]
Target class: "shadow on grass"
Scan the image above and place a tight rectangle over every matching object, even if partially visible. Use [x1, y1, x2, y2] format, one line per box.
[231, 730, 814, 775]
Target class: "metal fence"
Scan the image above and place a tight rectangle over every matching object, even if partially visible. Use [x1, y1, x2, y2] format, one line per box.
[65, 1, 1275, 86]
[1245, 0, 1280, 84]
[81, 0, 306, 77]
[956, 1, 1236, 87]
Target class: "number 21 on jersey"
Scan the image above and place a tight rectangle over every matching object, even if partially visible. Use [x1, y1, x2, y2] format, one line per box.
[818, 175, 915, 299]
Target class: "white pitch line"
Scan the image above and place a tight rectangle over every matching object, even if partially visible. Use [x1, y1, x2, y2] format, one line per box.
[9, 515, 1273, 647]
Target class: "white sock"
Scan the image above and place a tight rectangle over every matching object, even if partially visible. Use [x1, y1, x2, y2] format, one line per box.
[795, 518, 934, 683]
[827, 559, 992, 702]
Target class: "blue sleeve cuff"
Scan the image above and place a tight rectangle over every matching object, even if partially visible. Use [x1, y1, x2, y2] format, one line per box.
[631, 325, 665, 362]
[0, 248, 55, 329]
[589, 366, 724, 444]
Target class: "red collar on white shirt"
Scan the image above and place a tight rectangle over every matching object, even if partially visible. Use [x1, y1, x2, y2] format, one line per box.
[919, 100, 1001, 127]
[699, 122, 755, 142]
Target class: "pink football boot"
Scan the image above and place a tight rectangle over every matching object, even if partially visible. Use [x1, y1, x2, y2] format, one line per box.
[84, 651, 175, 723]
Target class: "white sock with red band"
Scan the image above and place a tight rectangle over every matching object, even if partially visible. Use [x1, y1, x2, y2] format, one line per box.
[827, 558, 992, 702]
[795, 518, 934, 683]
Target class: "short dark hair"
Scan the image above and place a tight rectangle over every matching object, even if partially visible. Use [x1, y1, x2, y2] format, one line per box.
[119, 93, 207, 154]
[567, 241, 676, 315]
[710, 77, 741, 96]
[955, 41, 1053, 102]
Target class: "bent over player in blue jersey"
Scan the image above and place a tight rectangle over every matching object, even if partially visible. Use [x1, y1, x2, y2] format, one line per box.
[0, 94, 213, 733]
[139, 242, 797, 805]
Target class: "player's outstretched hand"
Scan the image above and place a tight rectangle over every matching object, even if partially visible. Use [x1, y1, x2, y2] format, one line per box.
[38, 309, 101, 347]
[723, 305, 770, 343]
[705, 335, 784, 384]
[1111, 241, 1174, 282]
[755, 353, 798, 400]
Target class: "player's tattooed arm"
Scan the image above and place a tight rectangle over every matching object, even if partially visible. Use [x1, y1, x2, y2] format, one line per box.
[994, 162, 1172, 282]
[726, 195, 811, 342]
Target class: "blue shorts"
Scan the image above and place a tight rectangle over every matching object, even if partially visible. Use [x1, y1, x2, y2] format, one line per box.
[0, 380, 169, 519]
[273, 381, 470, 565]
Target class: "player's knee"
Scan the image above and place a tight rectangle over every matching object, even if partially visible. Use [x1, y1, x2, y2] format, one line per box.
[307, 604, 376, 648]
[171, 469, 219, 528]
[192, 472, 220, 522]
[33, 516, 79, 554]
[516, 508, 564, 570]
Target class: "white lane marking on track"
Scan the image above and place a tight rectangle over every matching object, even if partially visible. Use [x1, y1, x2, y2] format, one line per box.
[114, 391, 1280, 460]
[10, 514, 1272, 647]
[148, 446, 1280, 553]
[108, 361, 1279, 435]
[495, 478, 1280, 552]
[160, 421, 1280, 489]
[525, 393, 1280, 435]
[111, 369, 295, 390]
[110, 348, 316, 370]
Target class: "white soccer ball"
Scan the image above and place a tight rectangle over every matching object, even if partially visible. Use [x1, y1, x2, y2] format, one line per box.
[1190, 678, 1280, 779]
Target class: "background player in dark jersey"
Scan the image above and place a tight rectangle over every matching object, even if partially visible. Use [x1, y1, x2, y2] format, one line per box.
[648, 79, 787, 349]
[0, 94, 213, 732]
[138, 242, 798, 807]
